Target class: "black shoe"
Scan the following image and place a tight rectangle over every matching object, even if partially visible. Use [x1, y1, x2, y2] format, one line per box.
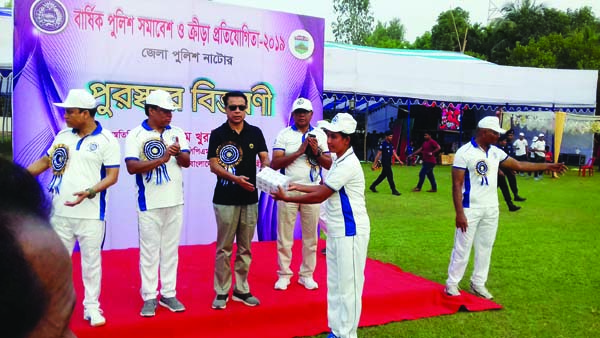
[514, 196, 526, 202]
[508, 204, 521, 212]
[392, 190, 401, 196]
[369, 186, 377, 193]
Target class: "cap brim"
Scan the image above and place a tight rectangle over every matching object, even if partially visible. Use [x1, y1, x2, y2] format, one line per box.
[53, 102, 96, 109]
[317, 120, 343, 133]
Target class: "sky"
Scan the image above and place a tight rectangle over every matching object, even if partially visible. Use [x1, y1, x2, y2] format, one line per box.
[214, 0, 600, 42]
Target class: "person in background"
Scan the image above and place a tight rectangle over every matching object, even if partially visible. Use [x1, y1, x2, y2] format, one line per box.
[513, 132, 529, 175]
[27, 89, 120, 327]
[445, 117, 566, 300]
[272, 113, 370, 338]
[208, 91, 270, 310]
[532, 133, 547, 180]
[1, 158, 77, 338]
[125, 90, 191, 317]
[271, 98, 332, 291]
[410, 132, 441, 192]
[496, 135, 524, 212]
[369, 130, 403, 196]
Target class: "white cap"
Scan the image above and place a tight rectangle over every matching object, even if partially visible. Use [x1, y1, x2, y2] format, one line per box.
[533, 136, 538, 142]
[292, 97, 313, 112]
[54, 89, 97, 109]
[145, 90, 178, 110]
[538, 133, 545, 137]
[519, 132, 525, 136]
[477, 116, 506, 134]
[318, 113, 357, 134]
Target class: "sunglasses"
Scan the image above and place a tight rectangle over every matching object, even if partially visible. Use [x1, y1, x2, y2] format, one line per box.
[227, 105, 247, 111]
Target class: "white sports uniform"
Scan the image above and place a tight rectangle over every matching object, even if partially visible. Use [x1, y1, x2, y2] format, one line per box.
[322, 147, 370, 338]
[125, 120, 190, 301]
[513, 138, 528, 157]
[273, 125, 329, 280]
[47, 122, 120, 311]
[447, 139, 508, 288]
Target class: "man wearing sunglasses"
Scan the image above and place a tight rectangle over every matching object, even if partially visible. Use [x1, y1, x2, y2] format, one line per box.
[208, 91, 270, 310]
[271, 98, 332, 292]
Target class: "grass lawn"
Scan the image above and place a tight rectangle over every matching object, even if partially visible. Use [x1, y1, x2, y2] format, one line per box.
[307, 163, 599, 338]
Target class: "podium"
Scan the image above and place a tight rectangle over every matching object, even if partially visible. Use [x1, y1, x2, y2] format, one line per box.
[558, 153, 585, 166]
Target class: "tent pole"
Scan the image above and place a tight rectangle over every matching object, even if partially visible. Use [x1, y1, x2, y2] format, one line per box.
[407, 99, 411, 156]
[364, 98, 369, 161]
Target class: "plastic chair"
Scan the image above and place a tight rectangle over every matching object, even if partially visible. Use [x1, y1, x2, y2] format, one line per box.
[579, 157, 595, 177]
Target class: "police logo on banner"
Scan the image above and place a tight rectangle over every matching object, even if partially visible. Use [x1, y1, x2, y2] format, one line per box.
[48, 144, 69, 194]
[475, 159, 489, 186]
[142, 139, 171, 184]
[288, 29, 314, 60]
[30, 0, 69, 34]
[216, 142, 243, 186]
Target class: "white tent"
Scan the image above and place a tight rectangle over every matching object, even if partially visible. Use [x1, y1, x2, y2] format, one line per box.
[323, 42, 598, 110]
[0, 8, 11, 72]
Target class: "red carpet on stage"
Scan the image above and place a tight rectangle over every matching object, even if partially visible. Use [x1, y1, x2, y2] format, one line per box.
[70, 240, 501, 338]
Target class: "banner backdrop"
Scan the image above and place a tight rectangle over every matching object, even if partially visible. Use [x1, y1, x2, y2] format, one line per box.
[13, 0, 324, 249]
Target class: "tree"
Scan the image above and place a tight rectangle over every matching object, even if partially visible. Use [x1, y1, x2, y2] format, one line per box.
[430, 7, 471, 52]
[411, 31, 432, 50]
[364, 18, 409, 49]
[332, 0, 374, 45]
[508, 29, 600, 69]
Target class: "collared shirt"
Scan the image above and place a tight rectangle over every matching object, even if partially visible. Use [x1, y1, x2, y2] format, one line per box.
[513, 138, 528, 156]
[125, 120, 190, 211]
[323, 147, 370, 238]
[272, 124, 329, 185]
[378, 140, 395, 166]
[533, 140, 546, 157]
[46, 122, 120, 220]
[421, 139, 440, 164]
[453, 138, 508, 209]
[208, 120, 268, 205]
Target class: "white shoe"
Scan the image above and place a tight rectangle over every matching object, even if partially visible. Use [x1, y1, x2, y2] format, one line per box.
[274, 277, 290, 290]
[83, 308, 106, 327]
[444, 284, 460, 296]
[298, 276, 318, 290]
[470, 282, 494, 299]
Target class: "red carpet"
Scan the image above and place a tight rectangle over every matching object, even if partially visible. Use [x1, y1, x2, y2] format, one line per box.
[70, 240, 501, 337]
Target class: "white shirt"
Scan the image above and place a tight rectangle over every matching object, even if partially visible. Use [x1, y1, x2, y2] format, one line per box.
[125, 120, 190, 211]
[323, 147, 370, 237]
[513, 138, 528, 156]
[273, 125, 329, 185]
[46, 122, 120, 220]
[533, 139, 546, 157]
[453, 139, 508, 209]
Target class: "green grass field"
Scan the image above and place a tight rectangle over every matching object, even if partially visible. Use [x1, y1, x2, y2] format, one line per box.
[308, 163, 599, 338]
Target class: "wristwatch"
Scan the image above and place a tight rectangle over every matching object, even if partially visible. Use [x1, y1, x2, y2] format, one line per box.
[85, 188, 97, 199]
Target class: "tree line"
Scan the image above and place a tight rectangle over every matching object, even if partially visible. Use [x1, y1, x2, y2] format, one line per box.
[332, 0, 600, 69]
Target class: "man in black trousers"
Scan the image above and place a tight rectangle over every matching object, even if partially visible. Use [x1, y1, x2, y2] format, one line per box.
[370, 130, 403, 195]
[497, 132, 526, 211]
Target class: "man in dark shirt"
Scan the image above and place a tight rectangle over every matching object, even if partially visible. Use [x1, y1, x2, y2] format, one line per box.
[207, 91, 270, 310]
[369, 130, 403, 195]
[410, 132, 441, 192]
[497, 132, 526, 211]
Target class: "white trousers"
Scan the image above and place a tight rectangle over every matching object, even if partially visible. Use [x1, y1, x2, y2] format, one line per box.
[327, 234, 370, 338]
[446, 207, 499, 287]
[138, 204, 183, 301]
[276, 191, 320, 279]
[51, 215, 105, 311]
